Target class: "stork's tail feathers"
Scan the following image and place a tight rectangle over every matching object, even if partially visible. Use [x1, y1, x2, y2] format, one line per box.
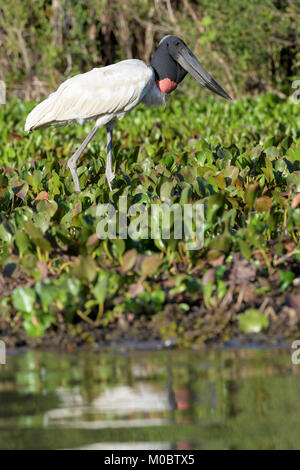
[24, 94, 57, 132]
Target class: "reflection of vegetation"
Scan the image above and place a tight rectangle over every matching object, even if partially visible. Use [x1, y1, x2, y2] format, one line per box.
[0, 349, 300, 449]
[0, 391, 59, 418]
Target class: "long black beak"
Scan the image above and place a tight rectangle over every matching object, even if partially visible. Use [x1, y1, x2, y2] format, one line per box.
[175, 45, 232, 100]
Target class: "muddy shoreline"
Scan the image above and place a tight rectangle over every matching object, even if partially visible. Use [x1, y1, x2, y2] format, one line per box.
[1, 297, 299, 353]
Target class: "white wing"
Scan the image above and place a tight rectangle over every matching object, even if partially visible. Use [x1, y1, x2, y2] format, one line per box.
[25, 60, 154, 131]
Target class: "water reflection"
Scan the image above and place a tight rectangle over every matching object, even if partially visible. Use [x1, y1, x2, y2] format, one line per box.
[0, 348, 299, 449]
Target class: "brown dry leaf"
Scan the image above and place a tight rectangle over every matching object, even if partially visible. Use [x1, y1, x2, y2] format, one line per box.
[243, 285, 255, 303]
[255, 196, 273, 212]
[215, 173, 226, 189]
[37, 261, 48, 281]
[202, 268, 215, 285]
[3, 166, 15, 175]
[122, 249, 137, 272]
[284, 241, 295, 252]
[291, 193, 300, 209]
[162, 279, 176, 289]
[285, 294, 300, 313]
[35, 191, 50, 201]
[128, 283, 144, 298]
[282, 306, 298, 326]
[230, 253, 256, 284]
[73, 256, 97, 282]
[16, 183, 29, 201]
[9, 132, 21, 142]
[141, 254, 163, 277]
[209, 254, 225, 267]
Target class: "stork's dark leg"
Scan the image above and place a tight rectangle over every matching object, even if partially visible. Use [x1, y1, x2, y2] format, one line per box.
[67, 125, 99, 193]
[105, 122, 115, 191]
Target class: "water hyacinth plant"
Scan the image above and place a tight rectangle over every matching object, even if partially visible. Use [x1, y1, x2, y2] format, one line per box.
[0, 93, 299, 344]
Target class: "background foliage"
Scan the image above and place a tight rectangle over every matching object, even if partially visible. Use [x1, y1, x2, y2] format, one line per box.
[0, 0, 299, 100]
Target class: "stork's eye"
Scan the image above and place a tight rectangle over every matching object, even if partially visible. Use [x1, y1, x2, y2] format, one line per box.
[176, 42, 179, 46]
[167, 43, 169, 47]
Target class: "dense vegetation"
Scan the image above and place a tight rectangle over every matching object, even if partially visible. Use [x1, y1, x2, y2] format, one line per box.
[0, 92, 299, 345]
[1, 0, 299, 99]
[0, 0, 299, 345]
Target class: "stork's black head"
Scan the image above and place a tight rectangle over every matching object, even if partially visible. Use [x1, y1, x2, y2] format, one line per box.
[151, 35, 231, 99]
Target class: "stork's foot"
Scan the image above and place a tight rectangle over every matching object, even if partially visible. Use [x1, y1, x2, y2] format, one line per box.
[68, 159, 81, 193]
[106, 169, 115, 191]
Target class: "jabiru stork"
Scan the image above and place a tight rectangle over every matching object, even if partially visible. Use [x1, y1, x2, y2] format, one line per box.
[25, 36, 231, 192]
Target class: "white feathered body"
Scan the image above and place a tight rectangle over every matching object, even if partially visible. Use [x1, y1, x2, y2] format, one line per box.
[25, 60, 167, 132]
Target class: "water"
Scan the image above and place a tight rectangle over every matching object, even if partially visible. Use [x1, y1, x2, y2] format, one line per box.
[0, 347, 299, 450]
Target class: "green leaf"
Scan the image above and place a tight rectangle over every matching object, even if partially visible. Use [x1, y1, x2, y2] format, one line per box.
[179, 303, 190, 312]
[160, 181, 173, 201]
[0, 223, 13, 243]
[36, 200, 58, 218]
[245, 183, 259, 210]
[287, 172, 300, 192]
[209, 234, 232, 253]
[239, 240, 252, 259]
[15, 231, 31, 256]
[286, 147, 300, 162]
[150, 290, 165, 304]
[35, 282, 61, 310]
[180, 186, 192, 205]
[201, 15, 212, 26]
[207, 193, 226, 223]
[238, 309, 269, 333]
[73, 256, 97, 282]
[113, 239, 125, 257]
[279, 270, 295, 291]
[23, 221, 44, 239]
[22, 312, 53, 336]
[60, 277, 81, 297]
[203, 281, 214, 309]
[12, 287, 36, 313]
[93, 275, 108, 305]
